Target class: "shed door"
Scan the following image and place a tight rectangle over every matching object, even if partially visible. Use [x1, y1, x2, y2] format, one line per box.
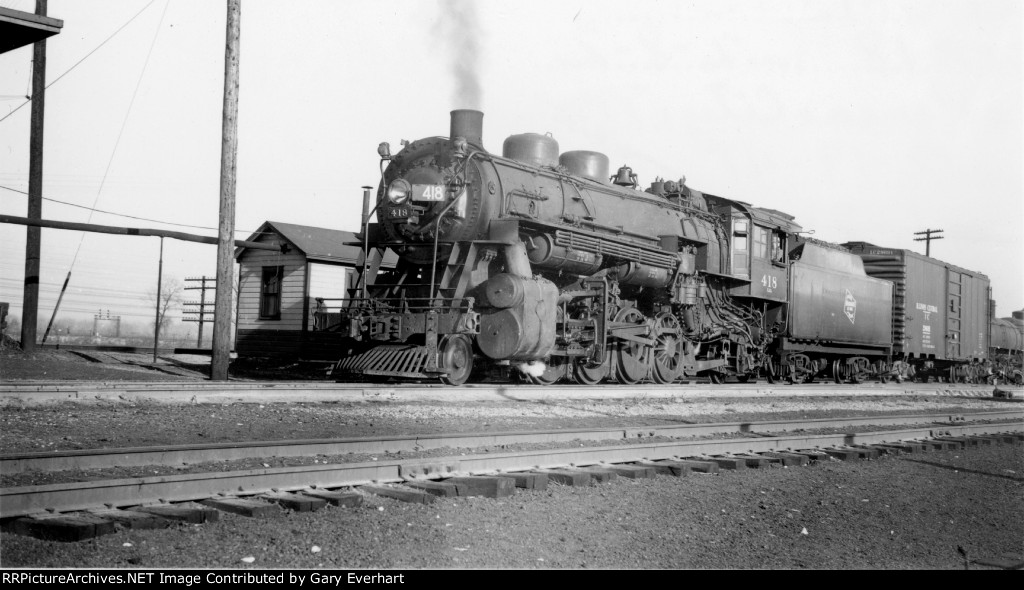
[947, 270, 961, 358]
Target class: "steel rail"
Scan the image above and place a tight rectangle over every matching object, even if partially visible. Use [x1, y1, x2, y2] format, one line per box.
[1, 421, 1020, 518]
[2, 410, 1021, 474]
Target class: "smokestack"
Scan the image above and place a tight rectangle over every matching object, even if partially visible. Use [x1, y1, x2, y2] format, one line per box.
[450, 109, 484, 150]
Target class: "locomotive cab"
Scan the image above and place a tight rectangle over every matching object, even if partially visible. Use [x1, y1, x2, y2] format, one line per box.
[703, 196, 798, 303]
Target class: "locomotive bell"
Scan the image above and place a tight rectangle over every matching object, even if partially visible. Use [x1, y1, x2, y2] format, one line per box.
[611, 165, 638, 188]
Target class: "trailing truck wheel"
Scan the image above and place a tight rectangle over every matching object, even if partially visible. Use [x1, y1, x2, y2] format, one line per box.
[439, 335, 474, 386]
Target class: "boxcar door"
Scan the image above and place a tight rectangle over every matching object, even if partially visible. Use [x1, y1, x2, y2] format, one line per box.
[947, 269, 962, 359]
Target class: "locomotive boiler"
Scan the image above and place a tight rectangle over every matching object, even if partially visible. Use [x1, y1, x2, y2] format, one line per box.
[331, 110, 899, 385]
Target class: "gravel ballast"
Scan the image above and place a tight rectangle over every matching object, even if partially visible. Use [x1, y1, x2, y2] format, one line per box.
[1, 444, 1021, 569]
[1, 348, 1021, 569]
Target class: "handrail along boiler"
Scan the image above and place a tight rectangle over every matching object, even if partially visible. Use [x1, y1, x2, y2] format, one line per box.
[332, 110, 906, 385]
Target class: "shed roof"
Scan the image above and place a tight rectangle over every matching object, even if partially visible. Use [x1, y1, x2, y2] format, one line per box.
[0, 7, 63, 54]
[236, 221, 397, 266]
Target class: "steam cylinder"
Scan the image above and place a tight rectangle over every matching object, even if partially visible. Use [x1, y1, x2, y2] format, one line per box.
[477, 276, 558, 360]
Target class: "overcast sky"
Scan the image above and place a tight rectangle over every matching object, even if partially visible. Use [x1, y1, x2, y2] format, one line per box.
[0, 0, 1021, 330]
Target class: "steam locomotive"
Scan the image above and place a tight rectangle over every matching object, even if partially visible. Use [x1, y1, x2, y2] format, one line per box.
[330, 110, 1021, 386]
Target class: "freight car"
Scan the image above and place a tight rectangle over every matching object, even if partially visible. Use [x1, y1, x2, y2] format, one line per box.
[990, 310, 1024, 384]
[329, 110, 906, 385]
[843, 242, 993, 383]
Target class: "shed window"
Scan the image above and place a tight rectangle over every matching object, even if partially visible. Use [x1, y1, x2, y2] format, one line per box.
[260, 266, 284, 320]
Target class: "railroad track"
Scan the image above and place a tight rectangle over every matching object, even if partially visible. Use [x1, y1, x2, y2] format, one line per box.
[0, 380, 1005, 405]
[2, 409, 1020, 474]
[2, 411, 1021, 541]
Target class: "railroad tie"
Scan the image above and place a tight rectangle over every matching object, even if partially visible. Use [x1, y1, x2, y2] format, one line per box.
[732, 453, 779, 468]
[443, 476, 516, 498]
[201, 497, 282, 518]
[260, 491, 328, 512]
[299, 489, 365, 508]
[404, 479, 464, 497]
[850, 444, 899, 456]
[667, 459, 720, 474]
[686, 455, 747, 470]
[532, 468, 592, 486]
[636, 460, 692, 477]
[787, 450, 831, 462]
[136, 502, 220, 524]
[492, 471, 549, 490]
[819, 448, 862, 461]
[361, 484, 438, 504]
[577, 466, 619, 483]
[756, 451, 809, 467]
[85, 508, 175, 529]
[596, 463, 656, 479]
[4, 512, 116, 543]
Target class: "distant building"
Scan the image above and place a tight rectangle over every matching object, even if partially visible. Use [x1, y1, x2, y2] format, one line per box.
[234, 221, 395, 359]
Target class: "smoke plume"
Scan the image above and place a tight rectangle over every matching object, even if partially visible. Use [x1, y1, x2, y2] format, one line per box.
[517, 361, 548, 378]
[436, 0, 483, 110]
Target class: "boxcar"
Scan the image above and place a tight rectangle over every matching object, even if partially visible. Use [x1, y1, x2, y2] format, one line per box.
[844, 242, 990, 372]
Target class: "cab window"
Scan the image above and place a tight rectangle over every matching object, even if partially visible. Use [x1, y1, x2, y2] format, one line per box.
[753, 226, 768, 259]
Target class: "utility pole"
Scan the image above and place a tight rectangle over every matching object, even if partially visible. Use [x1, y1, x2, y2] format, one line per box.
[914, 228, 944, 257]
[212, 0, 240, 380]
[21, 0, 48, 352]
[183, 276, 216, 347]
[153, 238, 164, 362]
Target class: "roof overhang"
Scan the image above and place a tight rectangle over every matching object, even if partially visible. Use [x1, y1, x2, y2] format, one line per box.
[0, 7, 63, 54]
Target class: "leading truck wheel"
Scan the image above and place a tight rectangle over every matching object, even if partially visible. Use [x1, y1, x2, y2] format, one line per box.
[439, 335, 474, 386]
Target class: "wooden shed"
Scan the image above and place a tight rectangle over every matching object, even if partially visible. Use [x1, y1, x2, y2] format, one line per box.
[234, 221, 393, 359]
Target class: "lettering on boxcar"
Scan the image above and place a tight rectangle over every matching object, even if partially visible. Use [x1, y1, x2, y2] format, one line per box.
[915, 302, 938, 321]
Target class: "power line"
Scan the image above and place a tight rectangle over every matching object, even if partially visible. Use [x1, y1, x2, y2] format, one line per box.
[0, 0, 159, 124]
[0, 184, 259, 235]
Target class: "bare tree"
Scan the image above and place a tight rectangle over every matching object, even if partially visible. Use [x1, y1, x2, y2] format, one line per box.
[147, 278, 184, 334]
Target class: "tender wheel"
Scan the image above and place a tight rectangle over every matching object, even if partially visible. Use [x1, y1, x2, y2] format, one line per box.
[527, 358, 565, 386]
[613, 308, 649, 384]
[651, 312, 684, 384]
[439, 335, 473, 386]
[833, 359, 844, 384]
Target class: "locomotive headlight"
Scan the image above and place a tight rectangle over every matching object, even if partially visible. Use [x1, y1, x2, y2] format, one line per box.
[387, 179, 412, 204]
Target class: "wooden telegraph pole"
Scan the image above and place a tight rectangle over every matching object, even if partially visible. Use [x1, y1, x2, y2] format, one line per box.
[913, 228, 944, 257]
[21, 0, 48, 352]
[212, 0, 240, 380]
